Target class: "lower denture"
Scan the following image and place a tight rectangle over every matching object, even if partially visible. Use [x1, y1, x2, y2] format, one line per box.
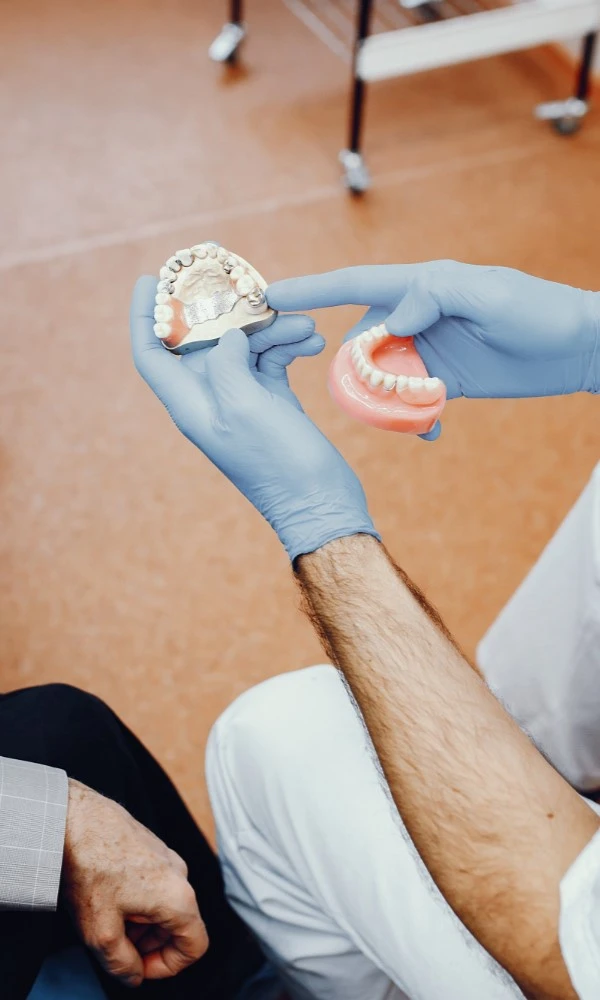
[328, 325, 447, 435]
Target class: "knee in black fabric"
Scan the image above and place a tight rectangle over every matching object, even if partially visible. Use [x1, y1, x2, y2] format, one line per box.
[0, 682, 130, 779]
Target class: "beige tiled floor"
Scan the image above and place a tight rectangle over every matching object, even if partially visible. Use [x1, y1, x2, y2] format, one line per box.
[1, 0, 599, 829]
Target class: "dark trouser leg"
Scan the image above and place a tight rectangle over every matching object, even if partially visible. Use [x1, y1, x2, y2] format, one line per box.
[0, 683, 263, 999]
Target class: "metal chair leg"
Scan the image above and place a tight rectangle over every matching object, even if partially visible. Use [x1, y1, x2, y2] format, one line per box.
[209, 0, 247, 64]
[340, 0, 374, 194]
[534, 31, 596, 136]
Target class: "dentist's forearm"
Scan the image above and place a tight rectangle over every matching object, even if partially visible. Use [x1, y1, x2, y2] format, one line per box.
[295, 535, 599, 1000]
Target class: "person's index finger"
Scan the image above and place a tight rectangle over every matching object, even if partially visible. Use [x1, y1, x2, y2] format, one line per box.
[143, 914, 208, 979]
[267, 264, 418, 312]
[172, 912, 209, 962]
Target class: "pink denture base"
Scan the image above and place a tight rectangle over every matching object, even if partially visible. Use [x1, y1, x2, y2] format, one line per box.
[328, 334, 446, 435]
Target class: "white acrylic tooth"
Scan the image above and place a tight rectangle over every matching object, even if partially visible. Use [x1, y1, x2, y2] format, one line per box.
[192, 245, 208, 259]
[230, 265, 245, 281]
[159, 266, 173, 280]
[369, 370, 384, 388]
[217, 247, 229, 262]
[383, 373, 396, 390]
[154, 304, 174, 322]
[424, 377, 441, 392]
[236, 275, 256, 296]
[395, 375, 408, 394]
[362, 363, 373, 379]
[167, 256, 181, 272]
[207, 245, 218, 258]
[408, 377, 423, 390]
[154, 323, 170, 339]
[175, 249, 193, 266]
[378, 324, 388, 336]
[155, 292, 169, 305]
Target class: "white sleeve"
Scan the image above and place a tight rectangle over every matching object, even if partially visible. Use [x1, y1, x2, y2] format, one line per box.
[560, 823, 600, 998]
[477, 462, 600, 791]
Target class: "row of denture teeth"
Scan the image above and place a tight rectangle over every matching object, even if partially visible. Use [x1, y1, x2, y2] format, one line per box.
[352, 326, 442, 395]
[157, 244, 262, 298]
[154, 244, 265, 338]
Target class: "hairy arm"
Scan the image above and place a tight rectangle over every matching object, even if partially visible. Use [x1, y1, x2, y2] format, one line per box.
[295, 535, 600, 1000]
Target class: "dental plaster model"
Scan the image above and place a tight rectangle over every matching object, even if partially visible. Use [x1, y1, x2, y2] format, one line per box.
[328, 325, 447, 434]
[154, 243, 276, 354]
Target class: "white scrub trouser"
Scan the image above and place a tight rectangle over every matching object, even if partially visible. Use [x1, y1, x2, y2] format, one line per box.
[206, 666, 524, 1000]
[478, 463, 600, 792]
[205, 465, 600, 1000]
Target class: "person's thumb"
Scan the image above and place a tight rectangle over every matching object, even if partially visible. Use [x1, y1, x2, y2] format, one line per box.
[385, 280, 444, 338]
[386, 280, 449, 444]
[418, 420, 442, 442]
[205, 328, 263, 408]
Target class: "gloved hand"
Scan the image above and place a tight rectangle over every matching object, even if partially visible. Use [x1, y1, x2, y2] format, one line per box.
[131, 276, 379, 561]
[267, 261, 600, 440]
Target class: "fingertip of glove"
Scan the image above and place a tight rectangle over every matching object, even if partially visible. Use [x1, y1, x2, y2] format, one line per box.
[265, 282, 283, 308]
[273, 313, 316, 333]
[131, 274, 159, 315]
[135, 274, 159, 294]
[418, 421, 442, 442]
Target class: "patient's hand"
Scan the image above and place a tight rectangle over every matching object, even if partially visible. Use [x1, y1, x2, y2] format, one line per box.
[61, 779, 208, 988]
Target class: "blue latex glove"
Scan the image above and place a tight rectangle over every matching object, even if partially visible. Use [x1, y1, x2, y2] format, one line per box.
[131, 276, 380, 561]
[268, 261, 600, 441]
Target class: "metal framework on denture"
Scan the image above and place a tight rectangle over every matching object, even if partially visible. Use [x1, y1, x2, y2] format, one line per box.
[350, 325, 444, 403]
[153, 243, 268, 342]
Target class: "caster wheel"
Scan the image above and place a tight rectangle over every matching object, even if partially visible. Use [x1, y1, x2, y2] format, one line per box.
[209, 23, 246, 64]
[339, 150, 371, 195]
[551, 116, 582, 136]
[534, 97, 587, 135]
[346, 171, 370, 195]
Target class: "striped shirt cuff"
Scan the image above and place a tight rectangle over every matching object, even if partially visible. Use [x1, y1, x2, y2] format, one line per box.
[0, 756, 68, 911]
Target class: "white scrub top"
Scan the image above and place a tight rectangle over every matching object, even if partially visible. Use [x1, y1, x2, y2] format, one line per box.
[560, 825, 600, 999]
[478, 462, 600, 998]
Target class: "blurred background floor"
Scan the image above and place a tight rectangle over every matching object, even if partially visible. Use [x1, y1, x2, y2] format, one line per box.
[1, 0, 599, 832]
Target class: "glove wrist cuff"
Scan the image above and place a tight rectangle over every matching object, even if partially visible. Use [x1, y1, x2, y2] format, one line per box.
[581, 290, 600, 393]
[280, 519, 381, 564]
